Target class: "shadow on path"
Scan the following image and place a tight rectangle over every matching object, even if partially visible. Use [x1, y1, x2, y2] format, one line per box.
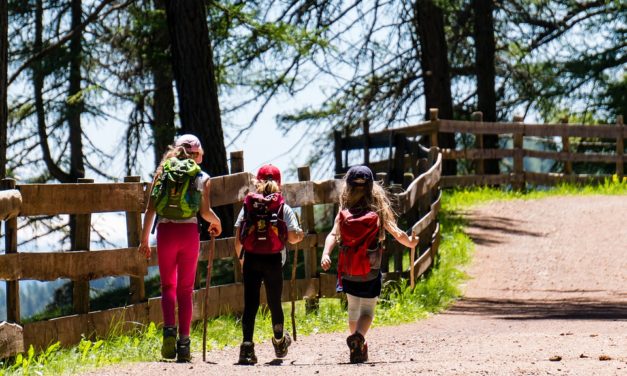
[464, 215, 546, 246]
[447, 297, 627, 321]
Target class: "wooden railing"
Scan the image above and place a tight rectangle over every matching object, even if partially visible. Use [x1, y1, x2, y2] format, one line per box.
[334, 109, 625, 189]
[0, 151, 442, 358]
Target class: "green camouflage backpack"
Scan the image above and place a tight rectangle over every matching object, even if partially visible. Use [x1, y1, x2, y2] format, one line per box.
[151, 157, 202, 219]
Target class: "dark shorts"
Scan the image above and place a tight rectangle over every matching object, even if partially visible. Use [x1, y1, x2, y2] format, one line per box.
[338, 271, 382, 298]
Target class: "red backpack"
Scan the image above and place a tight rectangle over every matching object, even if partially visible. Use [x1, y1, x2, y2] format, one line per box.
[337, 208, 381, 277]
[239, 192, 287, 254]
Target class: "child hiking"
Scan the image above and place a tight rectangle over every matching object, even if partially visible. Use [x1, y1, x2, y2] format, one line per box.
[320, 165, 418, 364]
[138, 134, 222, 363]
[234, 164, 304, 365]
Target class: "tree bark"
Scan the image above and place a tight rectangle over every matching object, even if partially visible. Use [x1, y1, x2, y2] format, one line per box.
[0, 0, 7, 179]
[164, 0, 228, 177]
[151, 0, 176, 167]
[35, 0, 72, 182]
[413, 0, 456, 175]
[474, 0, 499, 174]
[68, 0, 85, 181]
[165, 0, 232, 235]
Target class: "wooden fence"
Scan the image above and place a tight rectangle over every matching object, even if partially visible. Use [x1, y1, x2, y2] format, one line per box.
[0, 150, 442, 358]
[335, 109, 625, 189]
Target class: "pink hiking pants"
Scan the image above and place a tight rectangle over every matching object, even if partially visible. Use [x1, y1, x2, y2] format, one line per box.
[156, 222, 200, 336]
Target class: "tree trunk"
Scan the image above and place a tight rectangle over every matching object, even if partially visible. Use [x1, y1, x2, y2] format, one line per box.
[413, 0, 456, 175]
[164, 0, 227, 177]
[165, 0, 232, 235]
[473, 0, 499, 174]
[0, 0, 7, 179]
[35, 0, 71, 182]
[68, 0, 85, 181]
[68, 0, 86, 251]
[151, 0, 175, 167]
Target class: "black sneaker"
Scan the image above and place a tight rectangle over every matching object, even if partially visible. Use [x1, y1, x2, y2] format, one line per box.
[176, 337, 191, 363]
[347, 332, 367, 363]
[238, 341, 257, 365]
[161, 326, 177, 359]
[271, 332, 292, 358]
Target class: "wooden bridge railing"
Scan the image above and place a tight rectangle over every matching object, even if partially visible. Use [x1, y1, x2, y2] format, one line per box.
[0, 150, 442, 358]
[335, 109, 625, 189]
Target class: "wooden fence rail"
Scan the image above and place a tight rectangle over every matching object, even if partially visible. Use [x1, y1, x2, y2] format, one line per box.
[0, 151, 442, 358]
[335, 109, 625, 189]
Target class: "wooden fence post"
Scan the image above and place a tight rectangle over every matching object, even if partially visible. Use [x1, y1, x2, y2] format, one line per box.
[512, 115, 525, 190]
[429, 108, 439, 148]
[125, 176, 145, 304]
[417, 159, 431, 257]
[297, 166, 319, 312]
[362, 119, 370, 166]
[560, 116, 572, 175]
[472, 111, 485, 176]
[230, 151, 244, 283]
[376, 172, 390, 274]
[334, 130, 343, 176]
[1, 178, 20, 323]
[403, 172, 414, 190]
[71, 178, 93, 314]
[616, 115, 624, 180]
[392, 133, 407, 184]
[389, 183, 404, 274]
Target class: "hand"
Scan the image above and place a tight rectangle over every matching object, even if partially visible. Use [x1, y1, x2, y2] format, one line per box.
[209, 222, 222, 237]
[320, 254, 332, 271]
[408, 233, 419, 248]
[138, 242, 151, 259]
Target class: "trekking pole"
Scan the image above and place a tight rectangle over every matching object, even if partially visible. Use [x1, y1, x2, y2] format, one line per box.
[410, 231, 417, 289]
[290, 239, 299, 341]
[202, 234, 216, 362]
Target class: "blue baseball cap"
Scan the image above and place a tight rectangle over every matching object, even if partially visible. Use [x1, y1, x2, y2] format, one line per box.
[346, 165, 374, 187]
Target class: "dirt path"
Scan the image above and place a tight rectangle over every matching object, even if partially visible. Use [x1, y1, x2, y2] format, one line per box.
[82, 195, 627, 375]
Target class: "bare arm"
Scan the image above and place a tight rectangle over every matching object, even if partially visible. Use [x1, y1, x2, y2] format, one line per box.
[234, 226, 243, 265]
[384, 221, 418, 248]
[138, 180, 157, 259]
[320, 214, 340, 271]
[199, 177, 222, 236]
[287, 230, 305, 244]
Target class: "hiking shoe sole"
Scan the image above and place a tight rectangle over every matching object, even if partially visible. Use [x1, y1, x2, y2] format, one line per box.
[347, 332, 367, 363]
[272, 332, 292, 358]
[161, 336, 176, 359]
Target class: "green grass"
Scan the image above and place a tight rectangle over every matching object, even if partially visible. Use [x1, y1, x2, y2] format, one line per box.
[2, 176, 625, 375]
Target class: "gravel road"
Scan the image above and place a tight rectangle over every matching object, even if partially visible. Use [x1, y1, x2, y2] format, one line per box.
[81, 195, 627, 376]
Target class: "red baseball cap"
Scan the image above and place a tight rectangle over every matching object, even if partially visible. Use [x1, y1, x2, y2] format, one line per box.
[256, 164, 281, 186]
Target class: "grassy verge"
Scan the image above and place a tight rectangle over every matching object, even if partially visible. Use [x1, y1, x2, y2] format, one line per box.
[2, 176, 625, 375]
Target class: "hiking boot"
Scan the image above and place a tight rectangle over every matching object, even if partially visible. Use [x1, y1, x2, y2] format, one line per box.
[347, 332, 368, 363]
[271, 332, 292, 358]
[176, 337, 191, 363]
[161, 326, 177, 359]
[238, 341, 257, 365]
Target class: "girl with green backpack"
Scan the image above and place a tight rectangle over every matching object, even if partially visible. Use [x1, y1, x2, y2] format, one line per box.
[139, 134, 222, 362]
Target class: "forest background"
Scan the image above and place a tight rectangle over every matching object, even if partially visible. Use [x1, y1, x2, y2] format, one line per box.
[0, 0, 625, 320]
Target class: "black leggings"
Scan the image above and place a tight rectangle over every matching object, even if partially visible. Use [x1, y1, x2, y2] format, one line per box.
[242, 252, 284, 342]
